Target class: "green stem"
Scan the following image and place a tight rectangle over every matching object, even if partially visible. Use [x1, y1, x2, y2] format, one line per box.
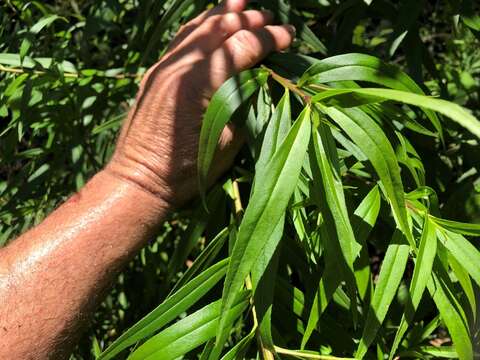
[274, 346, 355, 360]
[232, 180, 275, 360]
[262, 66, 312, 104]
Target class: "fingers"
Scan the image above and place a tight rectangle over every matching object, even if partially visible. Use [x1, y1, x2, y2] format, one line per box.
[195, 0, 249, 22]
[206, 25, 295, 89]
[171, 10, 274, 55]
[168, 0, 249, 51]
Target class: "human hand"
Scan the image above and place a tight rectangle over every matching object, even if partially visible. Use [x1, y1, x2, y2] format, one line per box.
[106, 0, 295, 208]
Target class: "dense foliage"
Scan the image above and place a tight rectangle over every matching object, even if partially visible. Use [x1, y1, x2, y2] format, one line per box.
[1, 1, 480, 359]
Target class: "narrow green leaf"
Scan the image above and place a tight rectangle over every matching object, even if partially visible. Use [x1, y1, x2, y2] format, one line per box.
[219, 330, 256, 360]
[356, 231, 410, 359]
[259, 0, 327, 54]
[301, 53, 423, 92]
[129, 292, 250, 360]
[30, 15, 66, 34]
[428, 261, 473, 360]
[198, 69, 268, 202]
[19, 38, 32, 61]
[448, 253, 477, 320]
[299, 53, 442, 136]
[266, 52, 318, 80]
[301, 258, 341, 349]
[432, 216, 480, 237]
[92, 113, 125, 135]
[398, 346, 458, 359]
[167, 186, 224, 280]
[0, 53, 77, 73]
[437, 228, 480, 287]
[4, 73, 29, 98]
[99, 259, 229, 360]
[169, 226, 230, 295]
[313, 88, 480, 139]
[19, 15, 66, 61]
[416, 315, 442, 344]
[311, 112, 361, 272]
[460, 0, 480, 31]
[255, 88, 291, 174]
[309, 111, 359, 324]
[140, 0, 196, 64]
[387, 0, 423, 56]
[322, 106, 413, 246]
[302, 186, 380, 349]
[389, 217, 437, 360]
[353, 185, 381, 302]
[27, 163, 50, 183]
[219, 107, 311, 340]
[251, 219, 283, 351]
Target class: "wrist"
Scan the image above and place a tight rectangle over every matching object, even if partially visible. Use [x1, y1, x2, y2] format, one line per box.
[98, 166, 173, 217]
[104, 154, 176, 208]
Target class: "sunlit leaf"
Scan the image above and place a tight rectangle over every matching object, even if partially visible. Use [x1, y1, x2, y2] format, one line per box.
[219, 106, 311, 339]
[99, 260, 229, 360]
[129, 291, 250, 360]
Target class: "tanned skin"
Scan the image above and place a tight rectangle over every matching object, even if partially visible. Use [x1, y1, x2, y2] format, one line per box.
[0, 1, 295, 358]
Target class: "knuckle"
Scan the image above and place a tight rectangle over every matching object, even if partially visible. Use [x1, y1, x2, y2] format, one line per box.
[234, 29, 255, 46]
[230, 30, 260, 63]
[211, 13, 241, 36]
[205, 14, 223, 31]
[234, 29, 259, 50]
[178, 23, 187, 34]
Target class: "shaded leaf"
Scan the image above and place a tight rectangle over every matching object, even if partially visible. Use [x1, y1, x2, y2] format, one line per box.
[198, 69, 269, 202]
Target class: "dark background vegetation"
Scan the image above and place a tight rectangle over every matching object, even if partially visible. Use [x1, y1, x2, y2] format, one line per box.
[0, 0, 479, 358]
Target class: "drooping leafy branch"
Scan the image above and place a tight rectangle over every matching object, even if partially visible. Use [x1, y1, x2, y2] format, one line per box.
[99, 51, 480, 359]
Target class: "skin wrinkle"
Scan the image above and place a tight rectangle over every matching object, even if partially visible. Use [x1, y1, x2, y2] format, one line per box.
[0, 1, 294, 358]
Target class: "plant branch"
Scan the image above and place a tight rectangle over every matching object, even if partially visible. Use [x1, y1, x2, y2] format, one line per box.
[262, 66, 312, 104]
[0, 64, 140, 80]
[231, 180, 275, 360]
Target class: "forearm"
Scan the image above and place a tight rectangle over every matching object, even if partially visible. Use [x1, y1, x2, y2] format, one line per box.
[0, 170, 169, 359]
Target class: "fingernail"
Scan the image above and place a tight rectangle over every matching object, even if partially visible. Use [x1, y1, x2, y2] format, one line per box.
[286, 24, 296, 35]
